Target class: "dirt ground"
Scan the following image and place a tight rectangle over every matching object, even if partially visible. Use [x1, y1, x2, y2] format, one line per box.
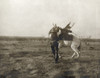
[0, 38, 100, 78]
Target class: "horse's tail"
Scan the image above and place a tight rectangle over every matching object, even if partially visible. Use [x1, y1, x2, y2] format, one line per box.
[78, 41, 81, 51]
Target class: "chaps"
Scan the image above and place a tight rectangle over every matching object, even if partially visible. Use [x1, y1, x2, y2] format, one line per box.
[50, 41, 59, 63]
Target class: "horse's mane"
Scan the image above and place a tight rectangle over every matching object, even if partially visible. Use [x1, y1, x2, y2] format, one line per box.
[58, 27, 69, 34]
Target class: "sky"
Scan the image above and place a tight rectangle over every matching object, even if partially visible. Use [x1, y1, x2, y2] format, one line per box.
[0, 0, 100, 38]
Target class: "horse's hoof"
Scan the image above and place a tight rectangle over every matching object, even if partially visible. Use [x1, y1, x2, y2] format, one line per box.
[59, 55, 62, 59]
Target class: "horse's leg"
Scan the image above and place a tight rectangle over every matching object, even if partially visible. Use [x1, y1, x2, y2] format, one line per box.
[58, 40, 63, 58]
[58, 40, 63, 48]
[77, 42, 81, 53]
[71, 43, 80, 58]
[71, 52, 76, 58]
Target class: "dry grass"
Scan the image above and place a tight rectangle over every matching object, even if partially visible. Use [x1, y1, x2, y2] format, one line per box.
[0, 37, 100, 78]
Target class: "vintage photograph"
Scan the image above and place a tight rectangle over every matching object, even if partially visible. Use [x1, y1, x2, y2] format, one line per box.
[0, 0, 100, 78]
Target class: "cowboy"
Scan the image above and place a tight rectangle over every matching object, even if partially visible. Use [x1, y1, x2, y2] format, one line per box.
[48, 24, 59, 63]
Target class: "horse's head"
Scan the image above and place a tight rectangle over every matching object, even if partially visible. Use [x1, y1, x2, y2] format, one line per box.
[64, 22, 75, 30]
[64, 23, 71, 30]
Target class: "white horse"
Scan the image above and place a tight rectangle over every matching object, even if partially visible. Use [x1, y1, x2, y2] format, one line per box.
[58, 29, 81, 59]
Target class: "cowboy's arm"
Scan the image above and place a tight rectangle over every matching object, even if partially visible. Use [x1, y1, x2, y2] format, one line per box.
[48, 29, 52, 38]
[48, 31, 51, 35]
[48, 29, 52, 35]
[48, 32, 51, 38]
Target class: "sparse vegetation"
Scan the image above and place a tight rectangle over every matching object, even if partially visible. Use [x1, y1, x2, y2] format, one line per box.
[0, 36, 100, 78]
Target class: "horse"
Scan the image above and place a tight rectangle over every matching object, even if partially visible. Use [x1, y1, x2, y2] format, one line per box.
[49, 24, 81, 63]
[58, 27, 81, 58]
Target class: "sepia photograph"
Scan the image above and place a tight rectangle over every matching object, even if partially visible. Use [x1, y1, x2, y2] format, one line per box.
[0, 0, 100, 78]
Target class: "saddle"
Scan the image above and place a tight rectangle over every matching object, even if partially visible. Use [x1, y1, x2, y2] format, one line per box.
[63, 34, 73, 41]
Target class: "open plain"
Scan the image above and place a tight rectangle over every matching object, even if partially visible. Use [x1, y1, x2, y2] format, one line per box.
[0, 37, 100, 78]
